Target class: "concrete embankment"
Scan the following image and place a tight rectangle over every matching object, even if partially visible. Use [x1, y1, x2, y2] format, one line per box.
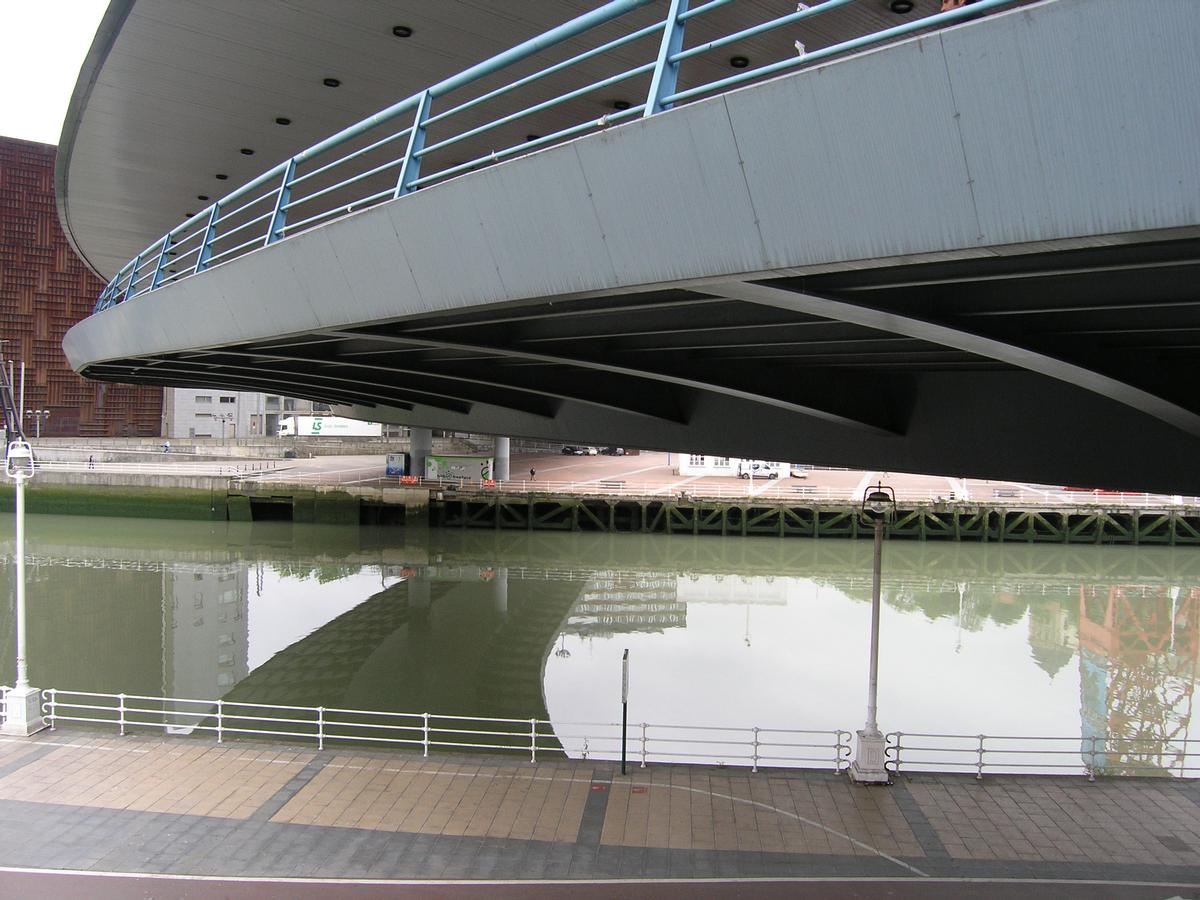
[0, 472, 428, 525]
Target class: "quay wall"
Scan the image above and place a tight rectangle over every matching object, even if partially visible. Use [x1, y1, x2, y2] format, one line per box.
[0, 478, 1196, 544]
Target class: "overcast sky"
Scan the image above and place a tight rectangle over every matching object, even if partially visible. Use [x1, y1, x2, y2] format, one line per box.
[1, 1, 108, 145]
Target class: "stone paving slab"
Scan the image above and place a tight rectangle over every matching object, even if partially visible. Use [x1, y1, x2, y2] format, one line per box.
[0, 728, 1198, 886]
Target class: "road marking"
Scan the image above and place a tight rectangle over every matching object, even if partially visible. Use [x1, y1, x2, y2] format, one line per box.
[853, 472, 877, 499]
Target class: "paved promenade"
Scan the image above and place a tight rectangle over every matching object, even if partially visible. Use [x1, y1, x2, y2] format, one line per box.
[0, 729, 1198, 895]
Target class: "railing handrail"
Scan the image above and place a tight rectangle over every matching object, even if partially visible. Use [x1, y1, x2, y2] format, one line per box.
[92, 0, 1020, 313]
[10, 686, 1200, 779]
[34, 686, 849, 773]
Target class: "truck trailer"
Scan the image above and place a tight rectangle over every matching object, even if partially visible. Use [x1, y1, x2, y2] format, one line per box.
[277, 416, 382, 437]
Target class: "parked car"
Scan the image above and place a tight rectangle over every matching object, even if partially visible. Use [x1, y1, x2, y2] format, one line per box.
[561, 445, 587, 455]
[583, 446, 599, 455]
[600, 446, 625, 456]
[790, 464, 811, 478]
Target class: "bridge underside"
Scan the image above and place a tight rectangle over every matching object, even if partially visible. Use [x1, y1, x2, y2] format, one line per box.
[77, 235, 1200, 492]
[65, 0, 1200, 493]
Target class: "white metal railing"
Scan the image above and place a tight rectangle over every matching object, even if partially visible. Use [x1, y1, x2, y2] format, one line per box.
[10, 688, 1200, 780]
[34, 460, 240, 477]
[556, 721, 851, 772]
[0, 685, 7, 721]
[887, 731, 1200, 780]
[36, 688, 848, 771]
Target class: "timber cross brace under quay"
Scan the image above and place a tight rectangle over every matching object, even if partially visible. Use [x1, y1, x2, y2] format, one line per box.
[428, 491, 1200, 545]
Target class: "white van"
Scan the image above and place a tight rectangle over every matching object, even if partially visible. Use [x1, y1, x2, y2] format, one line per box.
[737, 460, 781, 479]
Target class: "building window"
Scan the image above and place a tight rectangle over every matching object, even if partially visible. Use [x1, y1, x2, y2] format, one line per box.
[284, 399, 296, 412]
[194, 395, 211, 403]
[713, 457, 730, 467]
[689, 455, 705, 467]
[219, 396, 236, 403]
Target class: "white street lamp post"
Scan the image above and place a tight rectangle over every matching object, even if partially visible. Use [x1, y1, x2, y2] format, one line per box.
[849, 482, 895, 784]
[25, 409, 49, 439]
[2, 439, 46, 735]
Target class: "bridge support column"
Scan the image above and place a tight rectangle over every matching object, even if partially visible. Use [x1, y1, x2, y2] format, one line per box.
[410, 427, 432, 479]
[493, 436, 510, 482]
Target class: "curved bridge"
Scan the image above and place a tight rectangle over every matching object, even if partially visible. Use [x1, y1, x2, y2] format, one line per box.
[63, 0, 1200, 492]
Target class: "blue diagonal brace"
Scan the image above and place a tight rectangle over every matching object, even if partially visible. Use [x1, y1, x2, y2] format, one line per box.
[151, 233, 173, 289]
[123, 253, 142, 301]
[395, 90, 432, 198]
[645, 0, 689, 116]
[194, 204, 221, 273]
[265, 158, 297, 246]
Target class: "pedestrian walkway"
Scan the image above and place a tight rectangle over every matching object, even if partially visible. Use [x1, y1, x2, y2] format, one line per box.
[0, 728, 1198, 888]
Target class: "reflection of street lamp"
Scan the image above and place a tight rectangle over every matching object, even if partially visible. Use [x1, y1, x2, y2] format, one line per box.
[1, 439, 46, 734]
[555, 633, 571, 658]
[25, 409, 49, 438]
[849, 482, 895, 784]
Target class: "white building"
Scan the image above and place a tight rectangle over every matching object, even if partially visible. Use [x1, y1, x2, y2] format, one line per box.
[163, 389, 330, 440]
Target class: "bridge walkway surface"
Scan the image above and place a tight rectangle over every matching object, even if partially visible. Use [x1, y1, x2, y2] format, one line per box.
[0, 729, 1197, 895]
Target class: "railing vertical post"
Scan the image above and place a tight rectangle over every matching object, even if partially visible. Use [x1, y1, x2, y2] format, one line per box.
[640, 722, 647, 768]
[752, 726, 760, 774]
[394, 90, 432, 198]
[644, 0, 689, 116]
[194, 204, 221, 273]
[530, 718, 538, 763]
[1087, 734, 1098, 782]
[216, 699, 224, 743]
[122, 255, 142, 302]
[890, 732, 902, 774]
[422, 712, 430, 757]
[45, 688, 56, 731]
[976, 734, 985, 780]
[264, 159, 296, 246]
[118, 693, 126, 736]
[151, 233, 173, 288]
[317, 706, 325, 750]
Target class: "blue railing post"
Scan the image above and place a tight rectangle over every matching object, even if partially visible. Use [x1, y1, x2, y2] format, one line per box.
[194, 203, 221, 273]
[151, 234, 173, 289]
[265, 159, 296, 246]
[122, 254, 142, 301]
[394, 90, 432, 198]
[644, 0, 689, 116]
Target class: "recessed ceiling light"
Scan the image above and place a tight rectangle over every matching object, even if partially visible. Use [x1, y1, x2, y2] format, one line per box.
[323, 77, 341, 87]
[197, 195, 209, 201]
[275, 117, 291, 126]
[612, 100, 631, 111]
[240, 148, 254, 156]
[392, 25, 413, 37]
[184, 212, 193, 217]
[729, 55, 750, 68]
[889, 0, 914, 12]
[215, 174, 228, 180]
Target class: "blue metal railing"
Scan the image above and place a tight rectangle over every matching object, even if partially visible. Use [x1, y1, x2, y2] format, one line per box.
[92, 0, 1018, 314]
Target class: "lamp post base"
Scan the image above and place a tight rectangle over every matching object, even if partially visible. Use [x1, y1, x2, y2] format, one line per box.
[849, 728, 890, 784]
[1, 686, 47, 736]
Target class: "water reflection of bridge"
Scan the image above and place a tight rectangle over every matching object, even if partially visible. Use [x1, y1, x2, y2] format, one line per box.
[3, 517, 1200, 755]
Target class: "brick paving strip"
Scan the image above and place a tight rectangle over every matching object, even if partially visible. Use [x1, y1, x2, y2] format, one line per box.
[0, 730, 1199, 885]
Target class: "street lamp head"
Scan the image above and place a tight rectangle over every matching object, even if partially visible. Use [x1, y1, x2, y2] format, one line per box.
[5, 440, 35, 481]
[860, 483, 896, 524]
